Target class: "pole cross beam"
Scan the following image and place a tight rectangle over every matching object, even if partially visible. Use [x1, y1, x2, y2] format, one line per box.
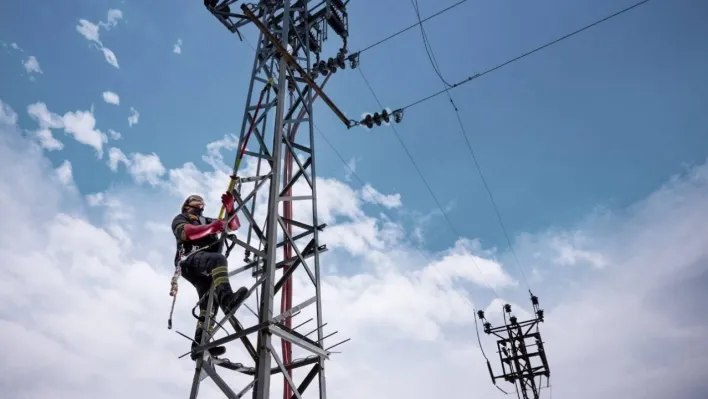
[476, 293, 551, 399]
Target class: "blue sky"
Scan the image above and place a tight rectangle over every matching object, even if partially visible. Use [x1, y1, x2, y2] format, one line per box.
[3, 0, 707, 256]
[2, 0, 708, 398]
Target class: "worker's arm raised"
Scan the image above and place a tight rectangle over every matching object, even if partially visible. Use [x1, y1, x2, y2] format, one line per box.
[184, 221, 225, 240]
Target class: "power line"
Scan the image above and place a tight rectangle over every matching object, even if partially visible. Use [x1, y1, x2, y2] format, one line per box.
[408, 0, 532, 289]
[314, 122, 502, 300]
[233, 24, 503, 300]
[357, 66, 507, 296]
[353, 0, 470, 55]
[398, 0, 652, 112]
[410, 0, 454, 88]
[406, 1, 525, 382]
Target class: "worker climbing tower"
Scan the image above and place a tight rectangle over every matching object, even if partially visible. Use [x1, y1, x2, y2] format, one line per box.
[182, 1, 354, 399]
[476, 292, 551, 399]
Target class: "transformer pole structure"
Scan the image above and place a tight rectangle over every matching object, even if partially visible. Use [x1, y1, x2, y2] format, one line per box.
[180, 1, 353, 399]
[476, 292, 551, 399]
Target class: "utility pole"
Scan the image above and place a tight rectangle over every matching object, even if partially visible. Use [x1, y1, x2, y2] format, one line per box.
[476, 292, 551, 399]
[182, 1, 354, 399]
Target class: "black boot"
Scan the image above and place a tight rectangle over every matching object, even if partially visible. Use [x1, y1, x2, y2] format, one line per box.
[220, 286, 248, 316]
[191, 307, 225, 360]
[191, 342, 226, 360]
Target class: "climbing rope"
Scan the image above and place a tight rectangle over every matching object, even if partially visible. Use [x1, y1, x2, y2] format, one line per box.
[167, 266, 181, 329]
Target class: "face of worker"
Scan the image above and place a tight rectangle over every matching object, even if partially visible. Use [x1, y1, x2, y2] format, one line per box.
[187, 200, 205, 216]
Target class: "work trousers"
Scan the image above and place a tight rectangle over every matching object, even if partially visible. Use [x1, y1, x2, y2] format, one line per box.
[180, 251, 234, 345]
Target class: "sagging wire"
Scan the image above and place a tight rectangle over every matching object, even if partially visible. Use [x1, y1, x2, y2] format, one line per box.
[352, 0, 470, 56]
[398, 0, 653, 112]
[410, 0, 453, 88]
[409, 0, 533, 290]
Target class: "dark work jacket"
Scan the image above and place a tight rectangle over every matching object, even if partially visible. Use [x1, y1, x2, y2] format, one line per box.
[171, 213, 220, 266]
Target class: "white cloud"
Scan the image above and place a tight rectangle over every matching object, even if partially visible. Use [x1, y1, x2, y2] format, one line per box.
[76, 20, 101, 44]
[99, 9, 123, 30]
[550, 233, 607, 269]
[36, 129, 64, 151]
[344, 157, 357, 181]
[173, 38, 182, 54]
[2, 94, 708, 399]
[55, 160, 73, 186]
[102, 91, 120, 105]
[128, 107, 139, 127]
[23, 56, 42, 74]
[359, 183, 401, 208]
[26, 102, 108, 157]
[126, 152, 166, 185]
[108, 129, 122, 140]
[10, 42, 23, 51]
[107, 147, 128, 171]
[0, 100, 18, 125]
[107, 147, 166, 185]
[422, 238, 517, 290]
[27, 102, 63, 129]
[76, 10, 122, 69]
[27, 102, 64, 151]
[62, 110, 108, 158]
[101, 47, 119, 68]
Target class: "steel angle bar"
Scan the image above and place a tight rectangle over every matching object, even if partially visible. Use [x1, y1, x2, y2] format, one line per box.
[279, 217, 317, 233]
[270, 325, 330, 359]
[278, 216, 316, 285]
[194, 320, 270, 355]
[188, 285, 219, 399]
[279, 157, 313, 195]
[289, 364, 321, 399]
[267, 341, 304, 399]
[228, 258, 262, 277]
[225, 234, 266, 259]
[279, 195, 314, 201]
[275, 240, 316, 295]
[202, 362, 242, 399]
[273, 296, 318, 324]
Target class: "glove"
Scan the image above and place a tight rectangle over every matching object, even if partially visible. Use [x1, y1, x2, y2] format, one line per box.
[221, 191, 235, 215]
[209, 219, 226, 233]
[183, 219, 226, 240]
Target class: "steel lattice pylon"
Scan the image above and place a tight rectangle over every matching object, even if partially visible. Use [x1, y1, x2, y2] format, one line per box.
[476, 292, 551, 399]
[182, 1, 353, 399]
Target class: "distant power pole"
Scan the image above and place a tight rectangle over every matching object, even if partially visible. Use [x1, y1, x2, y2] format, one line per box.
[476, 292, 551, 399]
[183, 1, 354, 399]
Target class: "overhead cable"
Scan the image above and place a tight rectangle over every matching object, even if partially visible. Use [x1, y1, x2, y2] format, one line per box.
[398, 0, 652, 112]
[408, 0, 532, 289]
[357, 66, 506, 296]
[314, 122, 503, 300]
[352, 0, 470, 56]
